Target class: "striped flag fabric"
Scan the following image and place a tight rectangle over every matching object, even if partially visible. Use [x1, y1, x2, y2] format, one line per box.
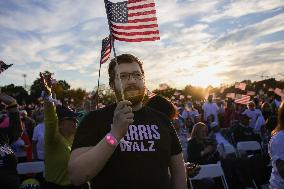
[105, 0, 160, 42]
[0, 60, 13, 74]
[234, 95, 250, 105]
[147, 89, 156, 99]
[274, 88, 284, 97]
[100, 36, 112, 64]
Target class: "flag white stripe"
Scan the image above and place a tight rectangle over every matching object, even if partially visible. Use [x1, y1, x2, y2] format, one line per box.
[128, 13, 156, 20]
[112, 32, 159, 39]
[128, 0, 155, 8]
[110, 20, 157, 27]
[113, 27, 159, 33]
[128, 6, 156, 14]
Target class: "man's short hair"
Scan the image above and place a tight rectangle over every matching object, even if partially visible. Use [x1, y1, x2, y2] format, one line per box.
[108, 54, 144, 87]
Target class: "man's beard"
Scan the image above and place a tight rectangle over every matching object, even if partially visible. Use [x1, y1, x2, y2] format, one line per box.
[115, 85, 145, 106]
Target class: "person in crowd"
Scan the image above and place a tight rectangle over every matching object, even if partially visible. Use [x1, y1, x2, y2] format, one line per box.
[39, 72, 82, 189]
[187, 122, 219, 165]
[232, 113, 261, 145]
[11, 127, 31, 163]
[182, 102, 199, 132]
[146, 95, 200, 176]
[20, 110, 36, 142]
[0, 93, 22, 188]
[242, 101, 263, 130]
[32, 113, 45, 161]
[269, 101, 284, 188]
[261, 102, 273, 121]
[202, 95, 219, 124]
[68, 54, 187, 189]
[223, 98, 235, 128]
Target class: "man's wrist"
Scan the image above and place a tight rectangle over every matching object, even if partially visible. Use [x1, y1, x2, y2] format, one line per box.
[105, 133, 119, 147]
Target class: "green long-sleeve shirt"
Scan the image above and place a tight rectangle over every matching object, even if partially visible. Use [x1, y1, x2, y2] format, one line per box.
[44, 101, 73, 186]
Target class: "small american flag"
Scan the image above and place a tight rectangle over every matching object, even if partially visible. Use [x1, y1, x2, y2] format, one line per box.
[234, 95, 250, 105]
[274, 88, 284, 97]
[100, 36, 112, 64]
[147, 89, 156, 99]
[235, 82, 246, 90]
[0, 60, 12, 74]
[105, 0, 160, 42]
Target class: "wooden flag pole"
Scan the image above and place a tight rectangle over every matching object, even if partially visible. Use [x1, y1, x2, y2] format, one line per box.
[104, 0, 125, 101]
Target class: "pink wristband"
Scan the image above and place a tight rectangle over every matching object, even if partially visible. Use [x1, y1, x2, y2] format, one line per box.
[105, 133, 118, 147]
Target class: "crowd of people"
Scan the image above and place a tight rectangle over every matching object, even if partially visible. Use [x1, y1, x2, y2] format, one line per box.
[0, 53, 284, 189]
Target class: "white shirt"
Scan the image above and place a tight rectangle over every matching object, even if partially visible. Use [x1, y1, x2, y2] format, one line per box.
[202, 102, 219, 123]
[243, 108, 262, 129]
[32, 123, 45, 160]
[269, 130, 284, 188]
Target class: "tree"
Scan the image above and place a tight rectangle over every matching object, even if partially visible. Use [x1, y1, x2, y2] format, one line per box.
[1, 84, 29, 104]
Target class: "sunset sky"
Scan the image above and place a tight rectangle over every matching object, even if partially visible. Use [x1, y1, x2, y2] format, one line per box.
[1, 0, 284, 91]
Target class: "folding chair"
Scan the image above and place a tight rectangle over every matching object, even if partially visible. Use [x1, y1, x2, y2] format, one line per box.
[17, 161, 44, 174]
[224, 144, 238, 157]
[237, 141, 262, 189]
[189, 163, 229, 189]
[236, 141, 262, 156]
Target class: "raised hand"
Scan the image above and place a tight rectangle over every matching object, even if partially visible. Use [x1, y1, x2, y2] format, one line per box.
[110, 100, 134, 140]
[39, 72, 53, 96]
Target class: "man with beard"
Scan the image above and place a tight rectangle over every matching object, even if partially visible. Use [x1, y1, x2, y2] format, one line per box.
[68, 54, 187, 189]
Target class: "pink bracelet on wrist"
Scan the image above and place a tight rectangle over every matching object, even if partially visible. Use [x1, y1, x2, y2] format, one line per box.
[105, 133, 119, 147]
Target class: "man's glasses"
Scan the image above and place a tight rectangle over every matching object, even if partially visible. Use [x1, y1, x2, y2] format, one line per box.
[118, 72, 144, 81]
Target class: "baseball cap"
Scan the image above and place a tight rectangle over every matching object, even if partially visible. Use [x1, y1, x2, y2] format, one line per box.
[56, 105, 78, 121]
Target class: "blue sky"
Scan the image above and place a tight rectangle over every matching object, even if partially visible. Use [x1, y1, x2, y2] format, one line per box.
[0, 0, 284, 91]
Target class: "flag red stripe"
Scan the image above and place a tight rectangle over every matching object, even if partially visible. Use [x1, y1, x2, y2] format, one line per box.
[111, 23, 158, 30]
[128, 17, 157, 23]
[128, 3, 155, 10]
[113, 35, 160, 42]
[128, 10, 156, 17]
[112, 30, 159, 36]
[128, 0, 147, 4]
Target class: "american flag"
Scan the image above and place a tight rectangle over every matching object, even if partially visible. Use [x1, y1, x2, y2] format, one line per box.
[100, 36, 112, 64]
[147, 89, 156, 99]
[105, 0, 160, 42]
[235, 82, 246, 90]
[274, 88, 284, 97]
[234, 95, 250, 105]
[0, 60, 12, 74]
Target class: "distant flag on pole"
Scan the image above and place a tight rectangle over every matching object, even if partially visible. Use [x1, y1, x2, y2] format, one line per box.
[100, 36, 112, 64]
[234, 95, 250, 105]
[105, 0, 160, 42]
[0, 60, 13, 74]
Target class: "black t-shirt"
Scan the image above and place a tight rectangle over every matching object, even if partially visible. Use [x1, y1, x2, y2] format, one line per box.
[72, 104, 182, 189]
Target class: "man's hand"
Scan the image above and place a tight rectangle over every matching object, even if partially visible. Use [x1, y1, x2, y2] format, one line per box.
[39, 72, 53, 96]
[111, 100, 134, 140]
[185, 162, 201, 178]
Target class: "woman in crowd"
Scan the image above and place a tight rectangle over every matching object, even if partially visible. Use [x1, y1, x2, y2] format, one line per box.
[0, 93, 22, 189]
[269, 101, 284, 188]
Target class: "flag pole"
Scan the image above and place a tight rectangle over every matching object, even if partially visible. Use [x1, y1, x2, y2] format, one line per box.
[104, 0, 125, 101]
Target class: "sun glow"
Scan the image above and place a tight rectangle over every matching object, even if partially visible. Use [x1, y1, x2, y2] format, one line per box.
[190, 67, 222, 88]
